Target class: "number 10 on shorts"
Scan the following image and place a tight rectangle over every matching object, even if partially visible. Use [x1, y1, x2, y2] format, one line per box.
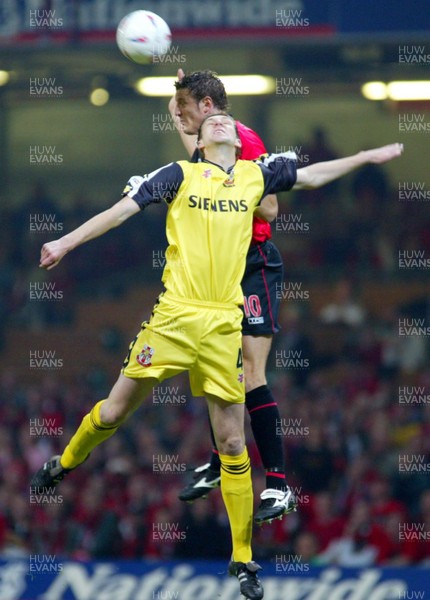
[243, 294, 262, 319]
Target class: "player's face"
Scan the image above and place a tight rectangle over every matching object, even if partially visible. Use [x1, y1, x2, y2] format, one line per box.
[198, 115, 241, 151]
[175, 89, 213, 135]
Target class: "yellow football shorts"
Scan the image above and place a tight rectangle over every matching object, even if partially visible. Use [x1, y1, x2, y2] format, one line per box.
[122, 292, 245, 403]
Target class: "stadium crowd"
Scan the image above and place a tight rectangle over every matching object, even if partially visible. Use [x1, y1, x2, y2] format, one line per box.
[1, 153, 429, 567]
[1, 337, 429, 566]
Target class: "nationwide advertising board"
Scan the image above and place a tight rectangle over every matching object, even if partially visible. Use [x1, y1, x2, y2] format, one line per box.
[1, 559, 429, 600]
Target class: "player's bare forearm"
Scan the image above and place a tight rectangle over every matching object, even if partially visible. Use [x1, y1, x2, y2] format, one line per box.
[39, 196, 139, 270]
[294, 143, 404, 190]
[255, 194, 278, 222]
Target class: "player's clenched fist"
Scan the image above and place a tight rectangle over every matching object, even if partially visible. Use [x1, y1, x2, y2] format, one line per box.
[365, 143, 404, 164]
[39, 239, 67, 270]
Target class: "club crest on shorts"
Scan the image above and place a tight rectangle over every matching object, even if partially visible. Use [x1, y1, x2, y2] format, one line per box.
[136, 344, 154, 367]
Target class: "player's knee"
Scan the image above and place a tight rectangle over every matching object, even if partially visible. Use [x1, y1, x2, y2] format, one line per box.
[99, 403, 127, 426]
[218, 435, 244, 456]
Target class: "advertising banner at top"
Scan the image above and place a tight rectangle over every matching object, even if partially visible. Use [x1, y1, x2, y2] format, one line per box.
[0, 0, 429, 41]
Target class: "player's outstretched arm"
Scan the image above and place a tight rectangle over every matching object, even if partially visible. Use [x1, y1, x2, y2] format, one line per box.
[294, 143, 404, 190]
[39, 196, 140, 270]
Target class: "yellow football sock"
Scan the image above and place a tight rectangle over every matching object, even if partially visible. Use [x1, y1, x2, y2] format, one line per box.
[219, 447, 253, 563]
[60, 400, 119, 469]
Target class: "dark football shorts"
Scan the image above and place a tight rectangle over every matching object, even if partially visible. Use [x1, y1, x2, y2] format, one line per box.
[241, 240, 283, 336]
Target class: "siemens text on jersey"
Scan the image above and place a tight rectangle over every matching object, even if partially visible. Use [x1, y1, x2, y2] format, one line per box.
[188, 196, 248, 212]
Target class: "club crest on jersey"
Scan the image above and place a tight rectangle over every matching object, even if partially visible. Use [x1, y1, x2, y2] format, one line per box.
[202, 169, 212, 179]
[136, 344, 154, 367]
[223, 173, 235, 187]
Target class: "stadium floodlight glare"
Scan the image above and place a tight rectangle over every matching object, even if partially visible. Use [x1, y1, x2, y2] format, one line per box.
[362, 80, 430, 101]
[135, 75, 276, 96]
[90, 88, 109, 106]
[217, 75, 275, 95]
[0, 70, 10, 86]
[387, 81, 430, 101]
[361, 81, 387, 100]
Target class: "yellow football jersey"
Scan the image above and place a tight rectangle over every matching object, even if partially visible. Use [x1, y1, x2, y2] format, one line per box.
[124, 154, 296, 305]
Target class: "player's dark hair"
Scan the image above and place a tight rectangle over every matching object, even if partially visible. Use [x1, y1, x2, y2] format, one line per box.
[175, 70, 229, 110]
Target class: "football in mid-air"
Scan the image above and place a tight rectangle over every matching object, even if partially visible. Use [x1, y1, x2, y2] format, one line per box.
[116, 10, 171, 64]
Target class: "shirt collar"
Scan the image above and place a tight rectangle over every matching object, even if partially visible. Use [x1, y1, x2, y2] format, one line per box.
[202, 158, 235, 174]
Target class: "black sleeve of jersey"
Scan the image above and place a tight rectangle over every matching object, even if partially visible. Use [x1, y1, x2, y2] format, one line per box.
[121, 163, 184, 210]
[258, 153, 297, 197]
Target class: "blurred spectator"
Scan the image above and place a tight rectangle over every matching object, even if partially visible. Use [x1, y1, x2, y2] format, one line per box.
[174, 501, 230, 560]
[400, 285, 430, 324]
[319, 501, 391, 566]
[295, 126, 340, 206]
[319, 278, 366, 328]
[414, 490, 430, 564]
[383, 511, 420, 565]
[391, 435, 430, 518]
[292, 531, 323, 565]
[292, 425, 336, 493]
[306, 491, 345, 551]
[274, 303, 314, 387]
[368, 477, 407, 525]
